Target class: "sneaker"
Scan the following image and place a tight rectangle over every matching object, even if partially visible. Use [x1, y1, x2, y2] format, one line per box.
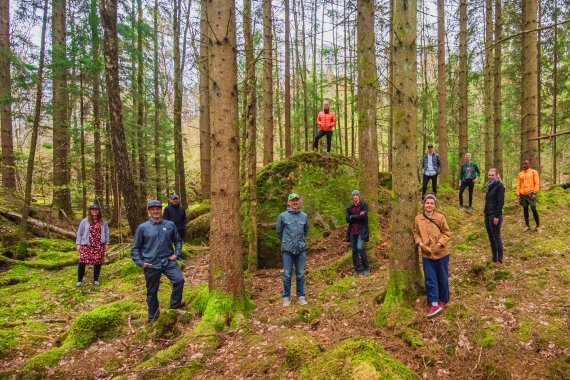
[283, 298, 291, 307]
[522, 227, 532, 233]
[536, 226, 543, 234]
[467, 207, 473, 213]
[92, 281, 100, 286]
[297, 296, 308, 306]
[74, 281, 82, 288]
[426, 305, 443, 318]
[438, 301, 446, 309]
[459, 206, 464, 211]
[353, 271, 360, 277]
[363, 270, 370, 277]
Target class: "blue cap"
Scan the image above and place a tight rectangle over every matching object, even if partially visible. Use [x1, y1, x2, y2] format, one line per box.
[147, 200, 162, 209]
[170, 194, 179, 200]
[88, 204, 101, 210]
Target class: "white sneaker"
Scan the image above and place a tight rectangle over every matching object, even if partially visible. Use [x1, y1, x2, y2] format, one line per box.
[74, 281, 82, 288]
[283, 298, 291, 307]
[297, 296, 308, 306]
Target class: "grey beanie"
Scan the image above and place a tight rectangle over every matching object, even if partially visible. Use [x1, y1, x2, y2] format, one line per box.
[352, 190, 360, 197]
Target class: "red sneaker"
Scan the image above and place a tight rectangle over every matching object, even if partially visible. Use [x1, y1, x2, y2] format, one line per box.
[426, 305, 443, 318]
[438, 301, 446, 309]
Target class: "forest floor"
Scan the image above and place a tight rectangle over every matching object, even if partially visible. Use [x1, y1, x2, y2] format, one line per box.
[0, 188, 569, 379]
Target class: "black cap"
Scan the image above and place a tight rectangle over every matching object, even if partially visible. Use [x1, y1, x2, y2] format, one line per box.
[89, 204, 101, 210]
[428, 143, 434, 148]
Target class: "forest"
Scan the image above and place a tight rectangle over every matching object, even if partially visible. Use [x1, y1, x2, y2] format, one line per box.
[0, 0, 569, 378]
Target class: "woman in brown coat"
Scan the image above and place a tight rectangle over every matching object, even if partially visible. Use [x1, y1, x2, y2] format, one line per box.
[413, 194, 451, 318]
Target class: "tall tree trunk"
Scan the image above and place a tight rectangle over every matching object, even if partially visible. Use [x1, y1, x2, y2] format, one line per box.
[90, 0, 104, 205]
[301, 0, 309, 151]
[100, 0, 146, 233]
[0, 0, 16, 189]
[199, 0, 211, 199]
[136, 0, 147, 200]
[262, 0, 274, 164]
[350, 21, 356, 157]
[80, 73, 87, 215]
[273, 32, 283, 158]
[552, 0, 558, 182]
[206, 0, 243, 297]
[387, 0, 393, 170]
[484, 0, 494, 172]
[437, 0, 448, 181]
[284, 0, 291, 156]
[343, 0, 349, 157]
[332, 1, 342, 156]
[458, 0, 468, 162]
[173, 0, 187, 204]
[536, 1, 541, 170]
[520, 0, 539, 165]
[52, 0, 72, 216]
[19, 0, 48, 257]
[380, 0, 421, 320]
[243, 0, 258, 272]
[153, 0, 162, 200]
[356, 0, 379, 237]
[493, 0, 503, 174]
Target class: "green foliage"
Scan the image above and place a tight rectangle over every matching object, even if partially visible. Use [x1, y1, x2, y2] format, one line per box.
[546, 357, 570, 380]
[296, 305, 323, 324]
[476, 327, 498, 348]
[376, 270, 421, 328]
[310, 253, 352, 284]
[0, 329, 17, 359]
[445, 303, 469, 321]
[119, 261, 141, 278]
[494, 269, 512, 281]
[466, 230, 485, 241]
[284, 333, 321, 369]
[186, 202, 211, 221]
[298, 338, 415, 379]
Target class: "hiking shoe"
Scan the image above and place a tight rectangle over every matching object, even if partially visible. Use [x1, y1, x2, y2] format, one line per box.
[363, 270, 370, 277]
[353, 271, 360, 277]
[283, 298, 291, 307]
[426, 305, 443, 318]
[438, 301, 446, 309]
[297, 296, 308, 306]
[536, 226, 543, 234]
[74, 281, 82, 288]
[467, 207, 473, 213]
[92, 281, 100, 286]
[522, 227, 532, 233]
[459, 206, 464, 211]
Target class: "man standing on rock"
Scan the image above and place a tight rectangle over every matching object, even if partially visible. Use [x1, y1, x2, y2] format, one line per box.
[276, 193, 309, 307]
[163, 194, 187, 242]
[516, 159, 542, 233]
[131, 200, 184, 322]
[312, 100, 336, 153]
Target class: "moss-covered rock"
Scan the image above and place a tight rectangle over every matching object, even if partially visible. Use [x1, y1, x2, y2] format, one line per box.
[185, 213, 211, 244]
[283, 332, 321, 369]
[298, 338, 415, 379]
[186, 202, 211, 221]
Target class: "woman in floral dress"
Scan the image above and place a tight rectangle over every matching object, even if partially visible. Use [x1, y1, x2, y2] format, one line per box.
[75, 204, 109, 287]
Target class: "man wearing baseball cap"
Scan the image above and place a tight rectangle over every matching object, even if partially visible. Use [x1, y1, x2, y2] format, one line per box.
[163, 194, 187, 241]
[276, 193, 309, 307]
[131, 200, 184, 322]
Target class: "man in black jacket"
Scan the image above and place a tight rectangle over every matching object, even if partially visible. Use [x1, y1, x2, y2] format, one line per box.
[163, 194, 187, 242]
[346, 190, 370, 276]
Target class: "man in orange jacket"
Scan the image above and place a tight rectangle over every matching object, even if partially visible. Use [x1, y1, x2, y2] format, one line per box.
[312, 100, 336, 153]
[516, 159, 542, 233]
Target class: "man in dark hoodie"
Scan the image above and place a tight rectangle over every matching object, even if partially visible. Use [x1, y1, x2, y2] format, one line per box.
[276, 193, 309, 307]
[163, 194, 187, 241]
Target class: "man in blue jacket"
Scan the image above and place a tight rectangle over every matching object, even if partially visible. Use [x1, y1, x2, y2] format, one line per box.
[131, 200, 184, 322]
[276, 193, 309, 307]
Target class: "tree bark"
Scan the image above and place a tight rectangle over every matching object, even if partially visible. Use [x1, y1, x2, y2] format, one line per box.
[206, 0, 243, 297]
[99, 0, 146, 233]
[458, 0, 468, 163]
[437, 0, 449, 181]
[199, 0, 211, 199]
[153, 0, 162, 200]
[493, 0, 503, 174]
[356, 0, 379, 236]
[173, 0, 187, 204]
[520, 0, 539, 165]
[284, 0, 291, 157]
[552, 0, 558, 182]
[484, 0, 494, 172]
[90, 0, 104, 205]
[0, 0, 16, 189]
[136, 0, 147, 200]
[343, 0, 349, 157]
[52, 0, 72, 216]
[262, 0, 274, 164]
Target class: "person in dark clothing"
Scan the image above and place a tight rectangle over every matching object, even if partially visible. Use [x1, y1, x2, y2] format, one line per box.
[561, 182, 570, 190]
[458, 153, 481, 213]
[163, 194, 187, 241]
[421, 143, 441, 197]
[345, 190, 370, 276]
[484, 168, 505, 264]
[132, 200, 184, 322]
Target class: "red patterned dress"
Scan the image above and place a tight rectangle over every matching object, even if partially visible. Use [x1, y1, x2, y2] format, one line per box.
[79, 221, 105, 265]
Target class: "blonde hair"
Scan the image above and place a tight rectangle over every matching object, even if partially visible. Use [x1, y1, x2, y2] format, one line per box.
[488, 168, 503, 184]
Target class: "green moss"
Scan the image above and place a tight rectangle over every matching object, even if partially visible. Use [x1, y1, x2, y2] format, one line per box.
[480, 361, 512, 380]
[321, 276, 357, 298]
[27, 238, 76, 252]
[298, 338, 415, 379]
[310, 253, 352, 284]
[546, 357, 570, 380]
[284, 332, 321, 369]
[24, 345, 70, 372]
[119, 261, 141, 278]
[0, 329, 17, 359]
[466, 230, 485, 241]
[517, 321, 533, 342]
[296, 305, 324, 324]
[152, 309, 182, 339]
[485, 281, 496, 292]
[469, 262, 492, 278]
[494, 269, 512, 281]
[192, 288, 253, 335]
[375, 270, 421, 328]
[186, 202, 211, 221]
[504, 300, 514, 309]
[445, 303, 469, 321]
[560, 269, 570, 284]
[185, 213, 210, 244]
[476, 328, 498, 348]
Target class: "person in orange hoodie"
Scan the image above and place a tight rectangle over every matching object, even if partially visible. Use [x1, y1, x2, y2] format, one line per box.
[312, 100, 336, 153]
[516, 159, 542, 233]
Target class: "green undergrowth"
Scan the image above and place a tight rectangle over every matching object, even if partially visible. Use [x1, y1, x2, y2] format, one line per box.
[283, 330, 321, 369]
[186, 201, 211, 221]
[298, 338, 416, 379]
[24, 301, 133, 372]
[309, 252, 352, 284]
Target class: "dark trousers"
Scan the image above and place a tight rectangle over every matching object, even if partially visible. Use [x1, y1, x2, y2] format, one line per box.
[485, 216, 503, 262]
[422, 174, 438, 196]
[422, 255, 449, 304]
[144, 260, 185, 321]
[313, 130, 333, 152]
[522, 205, 540, 227]
[350, 234, 369, 272]
[459, 179, 475, 207]
[78, 263, 102, 282]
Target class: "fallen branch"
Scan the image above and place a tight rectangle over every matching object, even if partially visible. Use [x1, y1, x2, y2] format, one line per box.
[0, 254, 77, 270]
[528, 130, 570, 141]
[0, 210, 76, 239]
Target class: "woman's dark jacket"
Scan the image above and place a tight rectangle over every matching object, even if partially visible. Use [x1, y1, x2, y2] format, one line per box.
[345, 201, 370, 242]
[484, 181, 505, 218]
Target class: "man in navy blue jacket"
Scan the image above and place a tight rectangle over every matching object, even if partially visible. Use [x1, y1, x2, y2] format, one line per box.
[132, 200, 184, 322]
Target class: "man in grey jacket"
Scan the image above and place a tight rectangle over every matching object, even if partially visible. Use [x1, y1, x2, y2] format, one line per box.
[131, 200, 184, 322]
[276, 193, 309, 307]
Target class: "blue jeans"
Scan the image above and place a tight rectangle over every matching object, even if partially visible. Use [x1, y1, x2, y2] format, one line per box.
[143, 260, 185, 321]
[422, 255, 449, 304]
[350, 234, 369, 272]
[282, 251, 306, 298]
[485, 216, 503, 262]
